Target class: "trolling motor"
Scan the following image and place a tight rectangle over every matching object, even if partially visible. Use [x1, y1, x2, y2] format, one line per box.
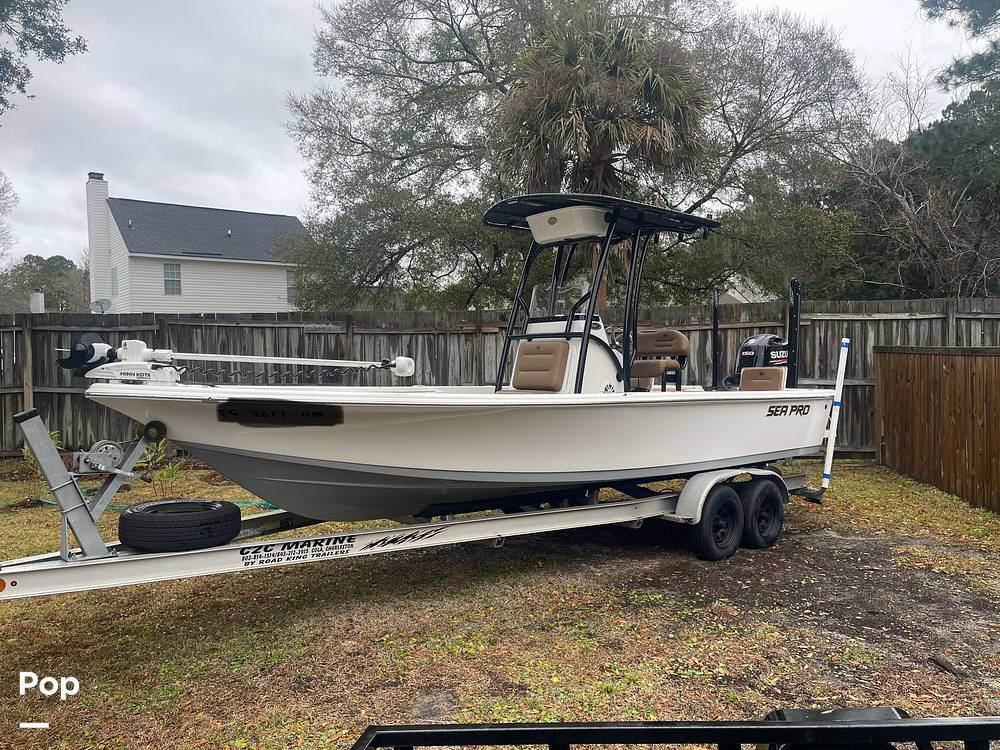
[56, 333, 119, 376]
[56, 336, 417, 383]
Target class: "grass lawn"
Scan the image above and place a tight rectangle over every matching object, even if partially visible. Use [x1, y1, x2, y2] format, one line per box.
[1, 459, 998, 749]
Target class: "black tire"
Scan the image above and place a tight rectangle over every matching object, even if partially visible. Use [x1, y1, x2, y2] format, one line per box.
[143, 421, 168, 442]
[119, 500, 241, 552]
[738, 478, 785, 549]
[691, 484, 744, 561]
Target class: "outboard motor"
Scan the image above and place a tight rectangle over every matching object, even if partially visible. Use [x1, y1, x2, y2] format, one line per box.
[722, 333, 790, 390]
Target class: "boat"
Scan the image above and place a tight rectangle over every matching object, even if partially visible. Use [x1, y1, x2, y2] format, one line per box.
[65, 194, 836, 522]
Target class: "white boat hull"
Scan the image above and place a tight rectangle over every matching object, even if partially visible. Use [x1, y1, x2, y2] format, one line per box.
[88, 383, 833, 521]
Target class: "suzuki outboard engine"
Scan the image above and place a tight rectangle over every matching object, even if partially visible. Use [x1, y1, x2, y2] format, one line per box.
[722, 333, 790, 390]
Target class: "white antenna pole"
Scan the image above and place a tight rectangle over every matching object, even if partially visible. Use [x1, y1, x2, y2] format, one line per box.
[821, 337, 850, 490]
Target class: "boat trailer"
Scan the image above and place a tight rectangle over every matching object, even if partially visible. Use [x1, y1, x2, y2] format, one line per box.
[0, 407, 821, 601]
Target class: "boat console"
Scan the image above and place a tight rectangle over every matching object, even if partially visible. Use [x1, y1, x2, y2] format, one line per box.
[485, 193, 719, 395]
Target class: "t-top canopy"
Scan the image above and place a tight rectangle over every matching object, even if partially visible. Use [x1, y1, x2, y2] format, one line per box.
[483, 193, 720, 245]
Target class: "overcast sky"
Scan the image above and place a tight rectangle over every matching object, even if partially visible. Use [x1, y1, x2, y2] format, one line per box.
[0, 0, 973, 262]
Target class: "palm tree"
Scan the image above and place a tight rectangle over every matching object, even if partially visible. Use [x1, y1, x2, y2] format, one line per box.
[498, 7, 705, 196]
[497, 6, 706, 304]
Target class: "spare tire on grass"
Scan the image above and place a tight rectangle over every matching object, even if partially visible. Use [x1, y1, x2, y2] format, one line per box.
[119, 500, 241, 552]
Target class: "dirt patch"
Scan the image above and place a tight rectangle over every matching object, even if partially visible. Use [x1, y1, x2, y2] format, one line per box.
[201, 470, 232, 486]
[1, 467, 40, 482]
[410, 689, 461, 721]
[6, 496, 46, 510]
[622, 508, 1000, 679]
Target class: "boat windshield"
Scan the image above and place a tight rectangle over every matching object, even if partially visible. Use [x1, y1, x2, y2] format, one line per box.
[528, 276, 591, 318]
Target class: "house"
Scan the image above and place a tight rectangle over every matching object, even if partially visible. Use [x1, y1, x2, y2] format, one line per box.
[86, 172, 305, 313]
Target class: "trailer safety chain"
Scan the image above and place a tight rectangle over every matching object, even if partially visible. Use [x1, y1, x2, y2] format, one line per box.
[186, 362, 392, 383]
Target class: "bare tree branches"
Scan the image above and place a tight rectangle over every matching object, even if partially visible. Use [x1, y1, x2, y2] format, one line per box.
[822, 59, 1000, 298]
[0, 170, 17, 261]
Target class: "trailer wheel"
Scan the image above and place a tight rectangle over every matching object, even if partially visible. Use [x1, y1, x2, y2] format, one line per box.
[119, 500, 241, 552]
[691, 484, 744, 561]
[738, 479, 785, 549]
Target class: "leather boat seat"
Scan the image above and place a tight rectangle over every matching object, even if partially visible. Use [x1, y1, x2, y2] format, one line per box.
[512, 340, 570, 392]
[739, 366, 787, 391]
[637, 328, 690, 358]
[631, 328, 689, 391]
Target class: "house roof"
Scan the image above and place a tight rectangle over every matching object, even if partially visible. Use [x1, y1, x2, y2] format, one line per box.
[106, 197, 305, 263]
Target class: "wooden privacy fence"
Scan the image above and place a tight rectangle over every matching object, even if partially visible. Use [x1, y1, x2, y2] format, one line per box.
[875, 347, 1000, 514]
[2, 298, 1000, 454]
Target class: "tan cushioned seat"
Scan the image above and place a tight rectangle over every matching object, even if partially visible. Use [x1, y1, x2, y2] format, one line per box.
[629, 358, 682, 379]
[739, 367, 787, 391]
[636, 329, 690, 357]
[512, 340, 570, 392]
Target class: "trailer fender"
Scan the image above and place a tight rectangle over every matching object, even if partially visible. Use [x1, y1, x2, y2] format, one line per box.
[674, 468, 785, 524]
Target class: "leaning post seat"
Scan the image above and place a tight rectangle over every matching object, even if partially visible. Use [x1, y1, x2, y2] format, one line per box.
[512, 340, 570, 392]
[739, 367, 788, 391]
[630, 329, 689, 391]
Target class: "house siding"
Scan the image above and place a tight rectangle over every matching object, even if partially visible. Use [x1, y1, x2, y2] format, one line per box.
[109, 218, 131, 312]
[126, 255, 295, 313]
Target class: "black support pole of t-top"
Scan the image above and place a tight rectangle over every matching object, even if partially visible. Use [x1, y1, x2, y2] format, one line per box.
[787, 278, 801, 388]
[711, 287, 721, 390]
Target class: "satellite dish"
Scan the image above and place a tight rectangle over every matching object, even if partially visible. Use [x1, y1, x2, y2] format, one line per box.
[89, 299, 112, 314]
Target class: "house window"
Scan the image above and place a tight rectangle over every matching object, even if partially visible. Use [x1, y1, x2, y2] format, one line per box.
[163, 263, 181, 295]
[110, 268, 118, 297]
[286, 269, 296, 304]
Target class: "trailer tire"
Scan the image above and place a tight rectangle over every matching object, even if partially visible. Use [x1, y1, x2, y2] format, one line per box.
[738, 479, 785, 549]
[691, 484, 744, 561]
[119, 500, 241, 552]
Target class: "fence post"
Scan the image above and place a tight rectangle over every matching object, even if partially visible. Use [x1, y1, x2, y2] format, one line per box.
[345, 313, 354, 384]
[157, 314, 170, 349]
[20, 313, 34, 412]
[475, 308, 484, 385]
[945, 299, 957, 346]
[345, 313, 354, 360]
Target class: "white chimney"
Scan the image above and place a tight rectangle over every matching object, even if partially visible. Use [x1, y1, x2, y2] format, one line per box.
[28, 291, 45, 314]
[86, 172, 110, 306]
